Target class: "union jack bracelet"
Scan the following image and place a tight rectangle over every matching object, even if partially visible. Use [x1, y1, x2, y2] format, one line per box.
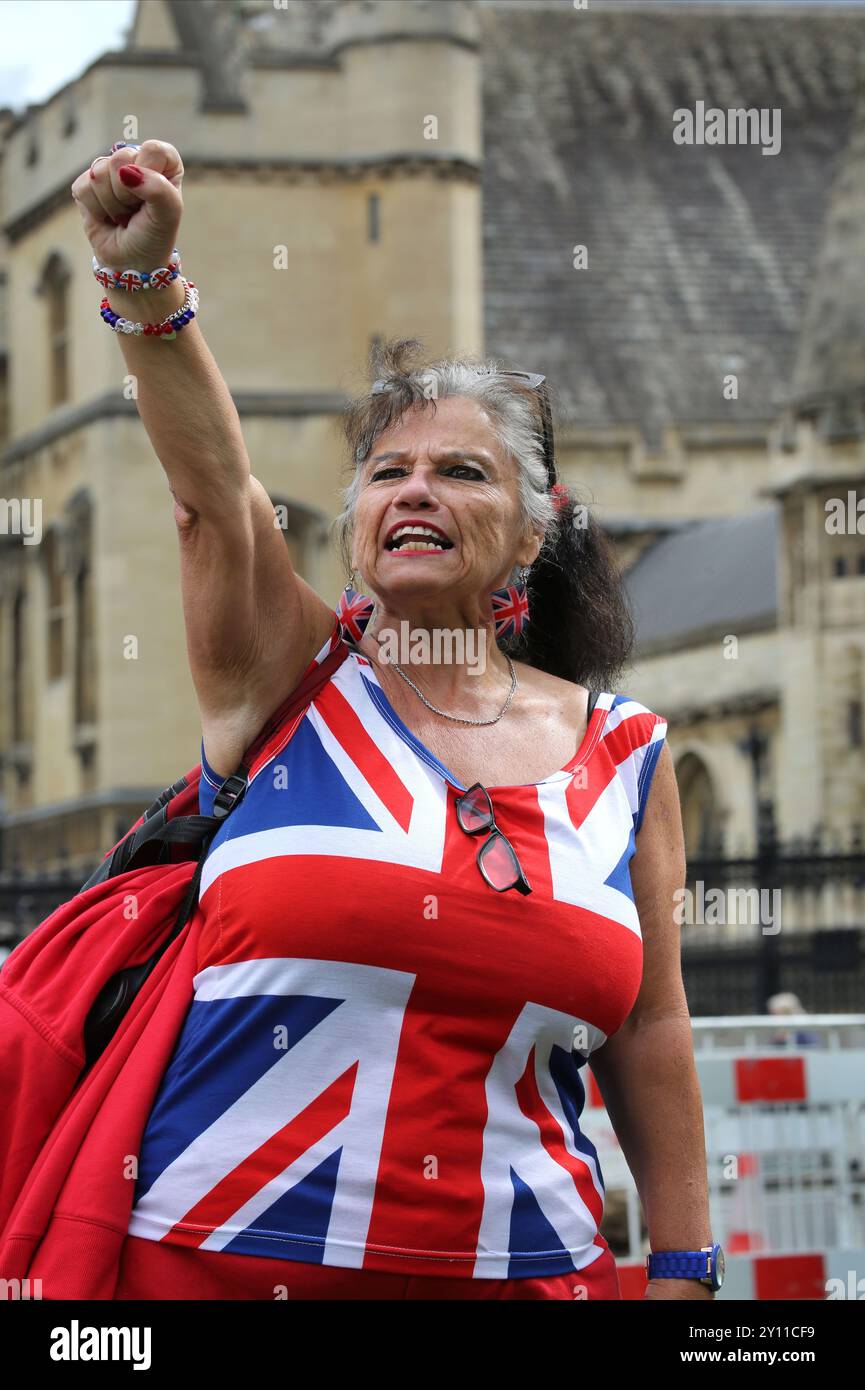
[92, 247, 182, 292]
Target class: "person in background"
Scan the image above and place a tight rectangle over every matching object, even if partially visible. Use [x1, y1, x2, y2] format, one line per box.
[766, 993, 822, 1048]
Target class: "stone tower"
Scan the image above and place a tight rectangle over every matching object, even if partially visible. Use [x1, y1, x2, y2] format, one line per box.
[769, 48, 865, 837]
[0, 0, 483, 877]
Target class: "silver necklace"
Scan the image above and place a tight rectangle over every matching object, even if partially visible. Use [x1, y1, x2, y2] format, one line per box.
[386, 655, 518, 726]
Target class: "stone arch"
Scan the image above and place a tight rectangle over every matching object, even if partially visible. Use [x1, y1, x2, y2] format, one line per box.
[675, 749, 724, 857]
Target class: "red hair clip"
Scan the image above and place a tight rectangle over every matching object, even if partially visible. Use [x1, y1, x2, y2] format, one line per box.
[550, 481, 569, 513]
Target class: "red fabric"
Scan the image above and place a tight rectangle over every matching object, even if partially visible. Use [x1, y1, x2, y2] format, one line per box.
[112, 1235, 622, 1301]
[0, 653, 349, 1299]
[0, 857, 625, 1301]
[0, 849, 205, 1299]
[0, 698, 627, 1301]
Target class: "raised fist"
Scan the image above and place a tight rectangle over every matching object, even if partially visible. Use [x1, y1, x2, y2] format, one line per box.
[70, 138, 184, 272]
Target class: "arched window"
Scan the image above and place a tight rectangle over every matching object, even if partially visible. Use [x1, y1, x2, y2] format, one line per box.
[41, 527, 65, 682]
[37, 254, 71, 406]
[11, 587, 30, 744]
[74, 564, 96, 728]
[65, 490, 96, 730]
[368, 191, 381, 243]
[840, 643, 864, 752]
[0, 269, 8, 448]
[676, 751, 723, 858]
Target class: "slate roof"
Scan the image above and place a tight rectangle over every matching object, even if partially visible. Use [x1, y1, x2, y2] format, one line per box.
[790, 45, 865, 406]
[624, 507, 779, 653]
[159, 1, 865, 446]
[479, 2, 865, 447]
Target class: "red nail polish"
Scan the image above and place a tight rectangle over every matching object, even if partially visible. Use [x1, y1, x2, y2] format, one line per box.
[118, 164, 144, 188]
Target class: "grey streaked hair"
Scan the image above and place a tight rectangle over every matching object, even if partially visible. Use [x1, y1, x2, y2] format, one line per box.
[331, 338, 560, 580]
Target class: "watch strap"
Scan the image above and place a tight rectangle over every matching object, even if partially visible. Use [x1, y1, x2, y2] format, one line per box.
[646, 1249, 712, 1281]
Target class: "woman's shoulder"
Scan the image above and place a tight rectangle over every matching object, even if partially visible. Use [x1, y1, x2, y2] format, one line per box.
[517, 662, 665, 724]
[310, 613, 384, 676]
[604, 689, 667, 725]
[598, 692, 668, 833]
[515, 659, 592, 701]
[309, 612, 343, 666]
[600, 691, 668, 762]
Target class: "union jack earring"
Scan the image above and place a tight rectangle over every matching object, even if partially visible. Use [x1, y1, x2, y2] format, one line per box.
[490, 565, 531, 639]
[336, 576, 376, 644]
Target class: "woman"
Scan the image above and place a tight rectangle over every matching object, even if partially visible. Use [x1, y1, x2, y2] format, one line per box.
[70, 139, 716, 1301]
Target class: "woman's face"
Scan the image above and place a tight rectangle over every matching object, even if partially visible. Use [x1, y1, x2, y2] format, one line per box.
[351, 395, 541, 611]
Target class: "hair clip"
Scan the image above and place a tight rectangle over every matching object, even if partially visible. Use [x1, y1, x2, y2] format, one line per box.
[550, 481, 569, 513]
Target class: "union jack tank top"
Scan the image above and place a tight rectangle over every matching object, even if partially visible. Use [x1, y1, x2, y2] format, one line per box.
[127, 616, 668, 1279]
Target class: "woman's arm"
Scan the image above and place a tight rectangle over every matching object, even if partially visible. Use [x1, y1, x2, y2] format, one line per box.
[105, 275, 253, 525]
[588, 743, 715, 1300]
[73, 141, 249, 521]
[71, 141, 336, 766]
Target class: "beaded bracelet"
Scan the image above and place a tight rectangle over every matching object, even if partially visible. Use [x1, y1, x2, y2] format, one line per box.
[92, 247, 182, 292]
[100, 276, 199, 339]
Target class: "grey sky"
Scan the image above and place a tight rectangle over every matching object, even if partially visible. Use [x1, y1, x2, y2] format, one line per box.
[0, 0, 136, 111]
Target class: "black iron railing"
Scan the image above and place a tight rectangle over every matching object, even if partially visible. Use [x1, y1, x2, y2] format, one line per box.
[2, 834, 864, 1015]
[681, 827, 865, 1015]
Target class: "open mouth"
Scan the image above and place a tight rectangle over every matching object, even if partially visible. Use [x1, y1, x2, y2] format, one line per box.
[384, 525, 454, 553]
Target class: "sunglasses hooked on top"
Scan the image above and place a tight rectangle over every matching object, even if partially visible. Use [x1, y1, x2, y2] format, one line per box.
[455, 782, 532, 896]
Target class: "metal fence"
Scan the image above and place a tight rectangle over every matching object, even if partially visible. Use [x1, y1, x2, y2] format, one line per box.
[2, 835, 865, 1015]
[682, 831, 865, 1015]
[0, 874, 84, 955]
[586, 1017, 865, 1300]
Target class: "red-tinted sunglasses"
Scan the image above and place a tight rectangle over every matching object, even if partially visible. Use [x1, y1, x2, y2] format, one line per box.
[455, 783, 532, 896]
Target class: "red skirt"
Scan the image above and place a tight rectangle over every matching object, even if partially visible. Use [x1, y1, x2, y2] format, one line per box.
[114, 1235, 622, 1300]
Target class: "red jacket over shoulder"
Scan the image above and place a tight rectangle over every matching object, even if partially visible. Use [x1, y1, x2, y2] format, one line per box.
[0, 637, 349, 1299]
[0, 808, 201, 1298]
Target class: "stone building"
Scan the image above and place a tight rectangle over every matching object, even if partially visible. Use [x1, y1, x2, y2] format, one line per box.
[0, 0, 863, 881]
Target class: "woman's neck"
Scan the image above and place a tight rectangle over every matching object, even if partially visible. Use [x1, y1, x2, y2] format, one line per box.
[355, 611, 516, 706]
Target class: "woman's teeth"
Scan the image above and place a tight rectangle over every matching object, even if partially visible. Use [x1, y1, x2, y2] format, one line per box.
[387, 525, 452, 552]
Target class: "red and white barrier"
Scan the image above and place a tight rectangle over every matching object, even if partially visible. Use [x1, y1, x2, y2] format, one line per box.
[581, 1028, 865, 1300]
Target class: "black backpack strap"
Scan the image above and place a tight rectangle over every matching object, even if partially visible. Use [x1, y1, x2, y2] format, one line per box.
[142, 773, 192, 821]
[210, 639, 350, 818]
[78, 809, 221, 893]
[79, 639, 351, 895]
[81, 853, 207, 1075]
[78, 635, 350, 1075]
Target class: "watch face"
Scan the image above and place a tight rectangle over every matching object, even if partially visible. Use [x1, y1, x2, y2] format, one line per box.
[714, 1246, 726, 1289]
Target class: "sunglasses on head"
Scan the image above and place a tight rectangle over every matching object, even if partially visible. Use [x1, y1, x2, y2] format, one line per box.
[370, 369, 557, 491]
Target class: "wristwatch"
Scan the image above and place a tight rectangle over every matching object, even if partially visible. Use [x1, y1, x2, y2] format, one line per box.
[646, 1243, 725, 1291]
